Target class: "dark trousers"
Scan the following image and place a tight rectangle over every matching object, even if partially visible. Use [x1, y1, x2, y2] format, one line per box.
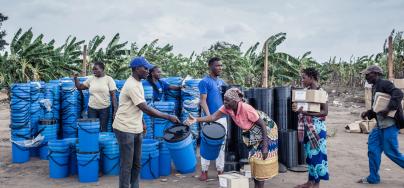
[114, 129, 142, 188]
[88, 106, 109, 132]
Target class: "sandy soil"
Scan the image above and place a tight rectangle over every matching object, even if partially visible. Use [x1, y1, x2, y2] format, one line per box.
[0, 102, 403, 188]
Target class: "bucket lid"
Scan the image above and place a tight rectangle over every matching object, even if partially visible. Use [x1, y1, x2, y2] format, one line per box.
[78, 118, 99, 122]
[163, 125, 190, 143]
[202, 122, 226, 140]
[39, 119, 57, 125]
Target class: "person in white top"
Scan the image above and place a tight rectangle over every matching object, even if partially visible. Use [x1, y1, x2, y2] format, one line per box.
[113, 56, 180, 188]
[74, 61, 118, 132]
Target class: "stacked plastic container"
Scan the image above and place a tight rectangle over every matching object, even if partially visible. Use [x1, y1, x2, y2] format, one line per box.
[10, 83, 32, 163]
[61, 80, 78, 138]
[181, 79, 201, 139]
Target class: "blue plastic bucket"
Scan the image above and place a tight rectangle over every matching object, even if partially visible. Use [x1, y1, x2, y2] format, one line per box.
[77, 119, 100, 152]
[101, 136, 120, 176]
[102, 150, 120, 176]
[48, 140, 69, 178]
[140, 150, 159, 179]
[77, 152, 99, 183]
[159, 140, 171, 176]
[200, 122, 226, 160]
[11, 127, 31, 163]
[163, 125, 196, 174]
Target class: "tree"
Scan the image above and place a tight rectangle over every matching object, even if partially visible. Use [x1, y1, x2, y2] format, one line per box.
[0, 13, 8, 51]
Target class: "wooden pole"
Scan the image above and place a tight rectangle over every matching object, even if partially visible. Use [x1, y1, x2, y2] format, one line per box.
[262, 41, 268, 88]
[82, 45, 87, 76]
[387, 34, 394, 80]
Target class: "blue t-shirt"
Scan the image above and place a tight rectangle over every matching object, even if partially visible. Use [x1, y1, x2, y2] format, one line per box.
[151, 80, 170, 101]
[198, 75, 226, 114]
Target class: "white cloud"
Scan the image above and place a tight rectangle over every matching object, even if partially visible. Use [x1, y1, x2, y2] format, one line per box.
[1, 0, 403, 62]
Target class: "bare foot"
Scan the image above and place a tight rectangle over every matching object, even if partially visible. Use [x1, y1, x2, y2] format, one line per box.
[294, 181, 313, 188]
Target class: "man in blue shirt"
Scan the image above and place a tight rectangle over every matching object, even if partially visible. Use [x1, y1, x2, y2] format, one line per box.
[198, 57, 227, 181]
[146, 66, 181, 101]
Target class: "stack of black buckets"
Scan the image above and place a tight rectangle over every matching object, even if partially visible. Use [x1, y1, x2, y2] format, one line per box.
[223, 85, 305, 172]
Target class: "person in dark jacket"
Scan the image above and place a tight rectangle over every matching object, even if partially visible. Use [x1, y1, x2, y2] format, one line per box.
[358, 65, 404, 184]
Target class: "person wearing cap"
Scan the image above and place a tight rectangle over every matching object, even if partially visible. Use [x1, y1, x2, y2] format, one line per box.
[358, 65, 404, 184]
[146, 65, 182, 101]
[113, 56, 181, 188]
[74, 61, 117, 132]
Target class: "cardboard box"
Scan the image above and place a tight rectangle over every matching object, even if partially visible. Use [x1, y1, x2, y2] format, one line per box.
[292, 89, 328, 104]
[240, 164, 252, 178]
[372, 92, 396, 118]
[296, 102, 321, 113]
[345, 121, 362, 133]
[365, 88, 372, 110]
[393, 79, 404, 89]
[218, 173, 249, 188]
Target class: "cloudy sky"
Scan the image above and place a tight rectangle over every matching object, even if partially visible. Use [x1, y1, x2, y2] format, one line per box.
[1, 0, 403, 62]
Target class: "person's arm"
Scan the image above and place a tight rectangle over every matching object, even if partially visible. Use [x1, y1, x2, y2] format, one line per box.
[137, 102, 180, 123]
[254, 118, 269, 160]
[380, 80, 403, 116]
[110, 90, 118, 119]
[108, 77, 118, 119]
[195, 110, 225, 123]
[168, 85, 182, 90]
[200, 94, 211, 116]
[302, 103, 328, 117]
[73, 75, 89, 90]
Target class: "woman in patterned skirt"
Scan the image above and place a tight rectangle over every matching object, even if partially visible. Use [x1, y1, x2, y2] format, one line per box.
[293, 68, 329, 188]
[185, 88, 278, 188]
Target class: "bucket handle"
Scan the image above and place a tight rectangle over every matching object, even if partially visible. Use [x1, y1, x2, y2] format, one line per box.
[78, 154, 99, 167]
[77, 123, 99, 134]
[48, 153, 69, 166]
[101, 154, 120, 175]
[141, 153, 158, 179]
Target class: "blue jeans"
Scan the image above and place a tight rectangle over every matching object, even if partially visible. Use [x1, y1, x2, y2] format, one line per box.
[114, 129, 142, 188]
[367, 125, 404, 184]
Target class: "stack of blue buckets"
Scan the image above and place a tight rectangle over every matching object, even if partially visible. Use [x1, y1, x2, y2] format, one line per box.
[99, 132, 120, 176]
[161, 77, 182, 115]
[152, 102, 176, 139]
[141, 139, 159, 179]
[29, 81, 43, 157]
[143, 83, 154, 139]
[61, 80, 78, 138]
[38, 119, 58, 160]
[77, 119, 100, 183]
[10, 83, 32, 163]
[181, 79, 201, 146]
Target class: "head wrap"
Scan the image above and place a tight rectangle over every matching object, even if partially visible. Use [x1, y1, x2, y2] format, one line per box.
[224, 88, 244, 102]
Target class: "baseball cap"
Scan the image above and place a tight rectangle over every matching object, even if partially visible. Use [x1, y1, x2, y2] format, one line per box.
[129, 57, 154, 69]
[360, 65, 383, 75]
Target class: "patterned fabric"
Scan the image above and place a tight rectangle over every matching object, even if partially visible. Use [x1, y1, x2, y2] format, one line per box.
[304, 116, 329, 183]
[242, 111, 278, 158]
[224, 88, 243, 102]
[298, 113, 323, 149]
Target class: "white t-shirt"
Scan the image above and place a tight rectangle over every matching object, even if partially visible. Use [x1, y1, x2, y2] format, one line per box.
[112, 76, 145, 134]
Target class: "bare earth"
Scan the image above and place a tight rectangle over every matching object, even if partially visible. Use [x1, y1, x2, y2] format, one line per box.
[0, 103, 403, 188]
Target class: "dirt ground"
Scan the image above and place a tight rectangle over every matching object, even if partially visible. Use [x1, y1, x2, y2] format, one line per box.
[1, 102, 404, 188]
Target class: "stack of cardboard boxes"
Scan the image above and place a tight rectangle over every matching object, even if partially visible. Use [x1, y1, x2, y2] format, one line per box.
[292, 89, 328, 112]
